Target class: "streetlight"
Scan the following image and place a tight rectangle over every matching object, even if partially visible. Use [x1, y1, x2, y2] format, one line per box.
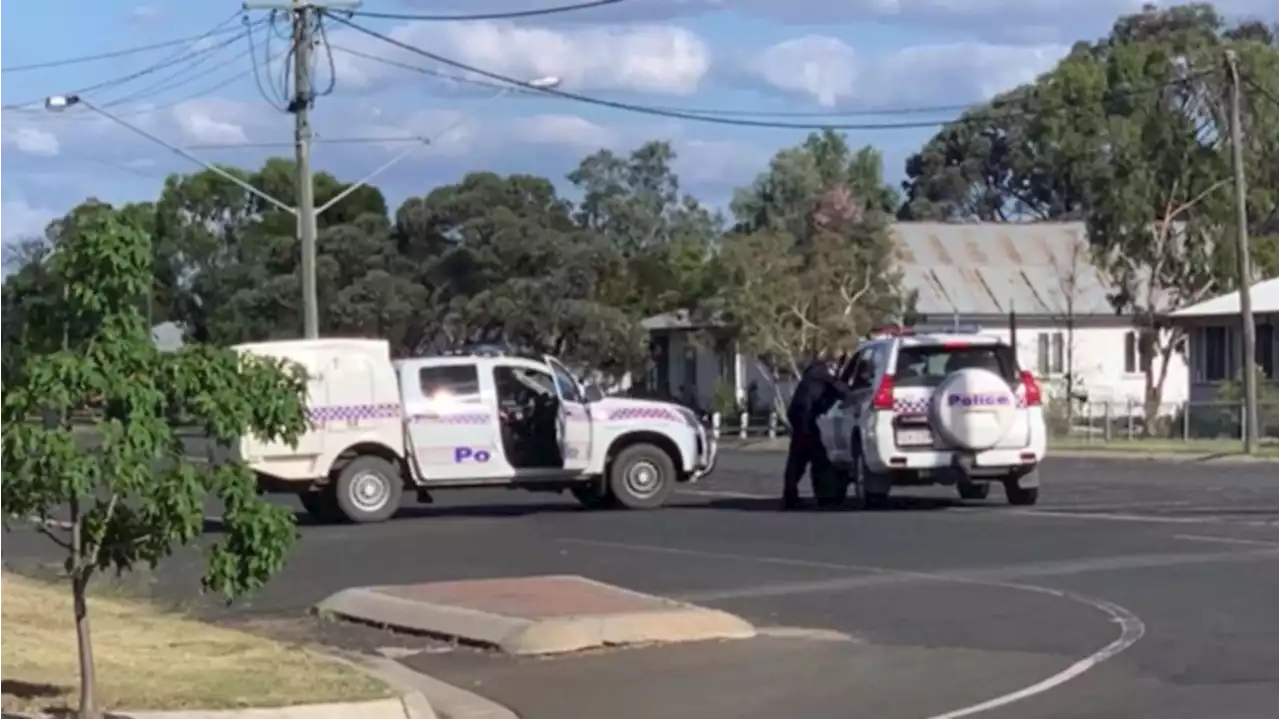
[44, 74, 561, 339]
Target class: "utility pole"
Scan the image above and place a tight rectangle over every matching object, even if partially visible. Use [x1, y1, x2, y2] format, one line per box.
[290, 0, 320, 339]
[1225, 49, 1258, 453]
[245, 0, 361, 338]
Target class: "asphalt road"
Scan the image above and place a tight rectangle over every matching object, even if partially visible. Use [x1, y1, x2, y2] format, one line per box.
[4, 452, 1277, 719]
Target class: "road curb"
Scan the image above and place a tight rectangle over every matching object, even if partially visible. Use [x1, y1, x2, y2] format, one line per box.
[316, 582, 756, 656]
[2, 694, 427, 719]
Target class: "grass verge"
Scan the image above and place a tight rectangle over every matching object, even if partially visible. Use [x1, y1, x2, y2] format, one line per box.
[1, 572, 394, 714]
[1049, 436, 1279, 457]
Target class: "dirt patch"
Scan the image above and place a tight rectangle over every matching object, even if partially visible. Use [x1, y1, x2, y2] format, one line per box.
[1, 572, 394, 715]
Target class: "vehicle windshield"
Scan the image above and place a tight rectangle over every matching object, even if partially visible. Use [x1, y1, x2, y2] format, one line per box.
[894, 344, 1020, 387]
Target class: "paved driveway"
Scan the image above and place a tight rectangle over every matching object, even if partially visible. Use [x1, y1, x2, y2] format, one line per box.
[4, 454, 1276, 719]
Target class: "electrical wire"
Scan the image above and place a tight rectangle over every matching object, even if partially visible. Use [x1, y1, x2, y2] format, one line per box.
[248, 13, 291, 110]
[2, 16, 264, 110]
[328, 43, 1028, 119]
[99, 33, 252, 108]
[105, 46, 255, 109]
[325, 12, 1222, 132]
[312, 13, 339, 99]
[2, 10, 246, 74]
[328, 44, 514, 93]
[348, 0, 626, 22]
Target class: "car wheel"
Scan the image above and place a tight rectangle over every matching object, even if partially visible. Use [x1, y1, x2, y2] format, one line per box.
[333, 456, 403, 523]
[608, 444, 676, 509]
[957, 482, 991, 501]
[571, 482, 618, 510]
[1003, 479, 1039, 506]
[298, 490, 344, 523]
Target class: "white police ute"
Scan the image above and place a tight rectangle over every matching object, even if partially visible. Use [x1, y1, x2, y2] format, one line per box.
[229, 339, 716, 523]
[814, 326, 1047, 508]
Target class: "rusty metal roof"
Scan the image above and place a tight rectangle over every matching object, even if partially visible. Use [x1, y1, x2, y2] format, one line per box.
[893, 222, 1117, 317]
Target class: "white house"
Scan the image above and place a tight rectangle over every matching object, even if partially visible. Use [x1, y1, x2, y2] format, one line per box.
[1171, 277, 1279, 403]
[642, 222, 1190, 415]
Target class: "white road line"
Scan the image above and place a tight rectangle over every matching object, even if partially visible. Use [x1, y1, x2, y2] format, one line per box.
[1006, 509, 1274, 526]
[1173, 534, 1279, 547]
[559, 538, 1144, 719]
[922, 593, 1142, 719]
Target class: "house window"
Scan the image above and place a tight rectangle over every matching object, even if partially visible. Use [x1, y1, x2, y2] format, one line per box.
[1036, 332, 1065, 375]
[1256, 322, 1276, 380]
[1199, 325, 1230, 382]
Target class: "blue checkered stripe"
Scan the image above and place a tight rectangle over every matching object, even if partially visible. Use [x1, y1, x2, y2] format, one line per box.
[307, 403, 402, 422]
[891, 395, 1029, 415]
[892, 397, 931, 415]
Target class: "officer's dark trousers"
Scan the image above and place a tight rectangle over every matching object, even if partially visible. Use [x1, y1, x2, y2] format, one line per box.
[783, 430, 830, 499]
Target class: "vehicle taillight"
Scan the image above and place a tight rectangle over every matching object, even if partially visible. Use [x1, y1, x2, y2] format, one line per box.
[1020, 371, 1042, 406]
[871, 374, 895, 410]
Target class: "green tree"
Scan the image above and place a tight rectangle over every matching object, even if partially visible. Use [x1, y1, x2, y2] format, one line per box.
[151, 159, 390, 344]
[1, 204, 309, 719]
[394, 171, 644, 370]
[713, 132, 908, 416]
[900, 4, 1278, 430]
[569, 140, 723, 316]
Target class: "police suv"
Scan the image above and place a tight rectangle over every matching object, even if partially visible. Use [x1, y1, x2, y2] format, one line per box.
[814, 326, 1047, 508]
[232, 339, 716, 523]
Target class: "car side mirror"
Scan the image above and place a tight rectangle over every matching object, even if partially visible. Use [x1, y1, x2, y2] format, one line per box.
[584, 384, 604, 402]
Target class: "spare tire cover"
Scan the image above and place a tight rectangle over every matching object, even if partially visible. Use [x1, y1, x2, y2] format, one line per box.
[930, 368, 1018, 450]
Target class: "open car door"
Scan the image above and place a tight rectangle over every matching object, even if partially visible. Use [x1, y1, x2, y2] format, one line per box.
[544, 356, 592, 473]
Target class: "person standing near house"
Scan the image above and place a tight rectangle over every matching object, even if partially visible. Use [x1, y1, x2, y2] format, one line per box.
[781, 347, 852, 510]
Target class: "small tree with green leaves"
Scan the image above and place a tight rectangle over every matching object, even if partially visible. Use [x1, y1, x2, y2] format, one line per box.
[1, 204, 309, 719]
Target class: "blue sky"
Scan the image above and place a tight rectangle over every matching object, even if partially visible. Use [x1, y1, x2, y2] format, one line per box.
[3, 0, 1276, 243]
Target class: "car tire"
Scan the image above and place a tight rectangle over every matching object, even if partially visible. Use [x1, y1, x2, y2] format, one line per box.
[299, 491, 344, 523]
[608, 444, 676, 509]
[957, 482, 991, 501]
[571, 482, 618, 510]
[1003, 478, 1039, 506]
[333, 456, 403, 523]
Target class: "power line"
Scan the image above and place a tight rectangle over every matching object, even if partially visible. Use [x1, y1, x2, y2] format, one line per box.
[249, 12, 292, 110]
[2, 17, 263, 110]
[330, 43, 1019, 119]
[100, 37, 253, 108]
[328, 44, 514, 92]
[1, 10, 246, 73]
[348, 0, 626, 22]
[325, 12, 1219, 132]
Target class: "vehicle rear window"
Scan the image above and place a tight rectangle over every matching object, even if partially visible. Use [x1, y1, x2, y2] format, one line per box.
[893, 344, 1019, 387]
[419, 365, 482, 403]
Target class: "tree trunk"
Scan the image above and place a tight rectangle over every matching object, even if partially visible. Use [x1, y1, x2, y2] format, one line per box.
[73, 572, 99, 719]
[69, 497, 101, 719]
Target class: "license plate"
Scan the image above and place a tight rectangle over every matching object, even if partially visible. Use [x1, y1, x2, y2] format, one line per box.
[895, 428, 933, 447]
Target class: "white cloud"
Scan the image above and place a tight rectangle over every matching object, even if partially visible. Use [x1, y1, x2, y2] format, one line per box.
[4, 126, 61, 157]
[331, 20, 712, 95]
[1, 198, 57, 244]
[513, 114, 618, 151]
[171, 99, 252, 145]
[748, 36, 1071, 108]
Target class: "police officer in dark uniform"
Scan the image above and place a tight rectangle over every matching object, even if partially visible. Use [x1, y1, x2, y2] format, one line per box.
[782, 347, 852, 509]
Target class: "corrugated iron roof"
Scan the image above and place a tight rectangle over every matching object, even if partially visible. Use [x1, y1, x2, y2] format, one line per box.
[892, 222, 1117, 317]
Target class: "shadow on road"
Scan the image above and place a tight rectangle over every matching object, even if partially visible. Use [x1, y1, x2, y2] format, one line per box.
[685, 495, 964, 513]
[200, 493, 969, 532]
